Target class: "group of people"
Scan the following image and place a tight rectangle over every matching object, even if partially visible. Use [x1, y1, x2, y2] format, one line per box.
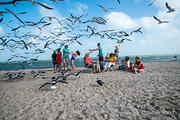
[52, 43, 144, 74]
[52, 45, 80, 71]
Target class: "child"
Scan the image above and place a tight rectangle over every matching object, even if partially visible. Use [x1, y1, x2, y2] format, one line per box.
[71, 50, 80, 70]
[103, 53, 116, 72]
[119, 56, 130, 71]
[134, 56, 144, 74]
[128, 63, 134, 72]
[56, 48, 62, 72]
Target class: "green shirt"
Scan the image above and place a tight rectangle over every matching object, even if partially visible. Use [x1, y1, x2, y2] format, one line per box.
[63, 48, 70, 58]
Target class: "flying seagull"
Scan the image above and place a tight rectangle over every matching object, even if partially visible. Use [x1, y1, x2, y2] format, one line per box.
[153, 16, 169, 24]
[97, 5, 113, 13]
[5, 8, 25, 25]
[130, 27, 143, 35]
[148, 0, 155, 6]
[117, 0, 120, 4]
[166, 2, 175, 13]
[96, 78, 104, 86]
[0, 0, 53, 10]
[39, 80, 68, 89]
[49, 0, 64, 3]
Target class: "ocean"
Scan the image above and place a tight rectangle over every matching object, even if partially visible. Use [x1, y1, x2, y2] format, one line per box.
[0, 54, 179, 71]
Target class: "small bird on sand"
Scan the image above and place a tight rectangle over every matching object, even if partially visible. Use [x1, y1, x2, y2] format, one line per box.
[96, 78, 104, 86]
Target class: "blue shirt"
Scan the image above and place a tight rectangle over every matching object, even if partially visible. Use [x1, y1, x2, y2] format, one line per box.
[63, 48, 70, 58]
[99, 47, 103, 57]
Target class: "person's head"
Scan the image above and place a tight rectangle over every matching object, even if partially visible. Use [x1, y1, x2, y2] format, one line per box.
[57, 48, 61, 53]
[65, 45, 68, 49]
[54, 50, 56, 54]
[97, 43, 101, 47]
[135, 56, 141, 62]
[85, 53, 89, 57]
[76, 50, 80, 56]
[115, 45, 118, 49]
[130, 63, 134, 67]
[125, 56, 129, 61]
[109, 53, 115, 57]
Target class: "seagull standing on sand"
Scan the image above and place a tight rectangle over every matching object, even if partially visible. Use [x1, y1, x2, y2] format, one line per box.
[153, 16, 169, 24]
[166, 2, 175, 13]
[96, 78, 104, 86]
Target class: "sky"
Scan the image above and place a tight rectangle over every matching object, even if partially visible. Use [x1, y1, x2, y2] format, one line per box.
[0, 0, 180, 62]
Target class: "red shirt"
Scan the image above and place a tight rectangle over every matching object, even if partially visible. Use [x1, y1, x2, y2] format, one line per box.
[84, 56, 93, 65]
[56, 53, 62, 64]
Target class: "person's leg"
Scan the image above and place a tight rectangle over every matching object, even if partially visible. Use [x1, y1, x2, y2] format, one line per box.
[134, 68, 138, 74]
[63, 59, 66, 70]
[71, 60, 75, 70]
[66, 58, 69, 70]
[138, 69, 144, 73]
[53, 62, 55, 71]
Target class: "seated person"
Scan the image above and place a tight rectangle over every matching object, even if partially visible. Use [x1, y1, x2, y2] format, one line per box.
[84, 51, 99, 73]
[134, 56, 144, 74]
[119, 56, 130, 71]
[103, 53, 116, 72]
[128, 63, 134, 72]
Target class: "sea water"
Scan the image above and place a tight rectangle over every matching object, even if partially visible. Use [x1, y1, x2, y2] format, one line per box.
[0, 54, 179, 71]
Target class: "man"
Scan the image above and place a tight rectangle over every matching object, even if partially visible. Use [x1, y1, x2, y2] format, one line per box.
[89, 43, 104, 70]
[63, 45, 71, 70]
[52, 50, 57, 71]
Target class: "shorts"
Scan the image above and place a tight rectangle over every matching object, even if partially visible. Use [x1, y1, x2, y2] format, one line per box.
[104, 62, 115, 69]
[99, 56, 104, 62]
[115, 53, 119, 59]
[53, 61, 57, 65]
[87, 64, 93, 68]
[119, 65, 128, 71]
[71, 56, 75, 61]
[63, 58, 69, 64]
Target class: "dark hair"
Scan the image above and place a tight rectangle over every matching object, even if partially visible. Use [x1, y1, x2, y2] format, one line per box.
[135, 56, 140, 60]
[76, 50, 80, 56]
[97, 43, 100, 46]
[125, 56, 129, 60]
[65, 45, 68, 49]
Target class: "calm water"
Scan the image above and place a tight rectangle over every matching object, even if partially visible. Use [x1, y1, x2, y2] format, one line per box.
[0, 54, 179, 71]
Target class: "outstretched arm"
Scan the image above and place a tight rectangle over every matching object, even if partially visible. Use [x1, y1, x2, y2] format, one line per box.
[89, 47, 100, 52]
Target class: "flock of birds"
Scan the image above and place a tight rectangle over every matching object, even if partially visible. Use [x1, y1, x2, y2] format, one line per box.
[0, 0, 177, 89]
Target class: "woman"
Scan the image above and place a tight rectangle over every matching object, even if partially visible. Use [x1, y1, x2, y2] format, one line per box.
[114, 46, 120, 65]
[56, 48, 62, 71]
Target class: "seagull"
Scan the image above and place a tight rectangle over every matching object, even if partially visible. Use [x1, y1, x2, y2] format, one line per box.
[166, 2, 175, 13]
[5, 8, 25, 25]
[0, 0, 53, 10]
[0, 18, 3, 23]
[49, 0, 64, 3]
[117, 0, 120, 4]
[130, 27, 143, 35]
[153, 16, 169, 24]
[148, 0, 155, 6]
[96, 78, 104, 86]
[66, 70, 84, 78]
[39, 80, 68, 89]
[97, 5, 113, 13]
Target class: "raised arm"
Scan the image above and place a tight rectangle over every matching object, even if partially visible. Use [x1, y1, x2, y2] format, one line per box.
[89, 47, 100, 52]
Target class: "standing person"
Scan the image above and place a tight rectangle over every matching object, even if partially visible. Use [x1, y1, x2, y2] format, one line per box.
[134, 56, 144, 74]
[89, 43, 104, 70]
[52, 50, 57, 71]
[56, 48, 62, 71]
[63, 45, 71, 70]
[114, 45, 120, 65]
[71, 50, 80, 70]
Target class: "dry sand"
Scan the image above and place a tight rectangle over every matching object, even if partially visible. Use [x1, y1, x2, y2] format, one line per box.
[0, 61, 180, 120]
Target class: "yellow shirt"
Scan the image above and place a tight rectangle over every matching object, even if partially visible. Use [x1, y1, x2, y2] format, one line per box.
[107, 56, 116, 64]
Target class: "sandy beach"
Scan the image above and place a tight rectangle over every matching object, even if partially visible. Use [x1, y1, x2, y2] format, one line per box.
[0, 61, 179, 120]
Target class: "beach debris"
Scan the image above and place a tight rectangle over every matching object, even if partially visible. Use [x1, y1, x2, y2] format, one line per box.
[3, 71, 25, 81]
[96, 78, 104, 86]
